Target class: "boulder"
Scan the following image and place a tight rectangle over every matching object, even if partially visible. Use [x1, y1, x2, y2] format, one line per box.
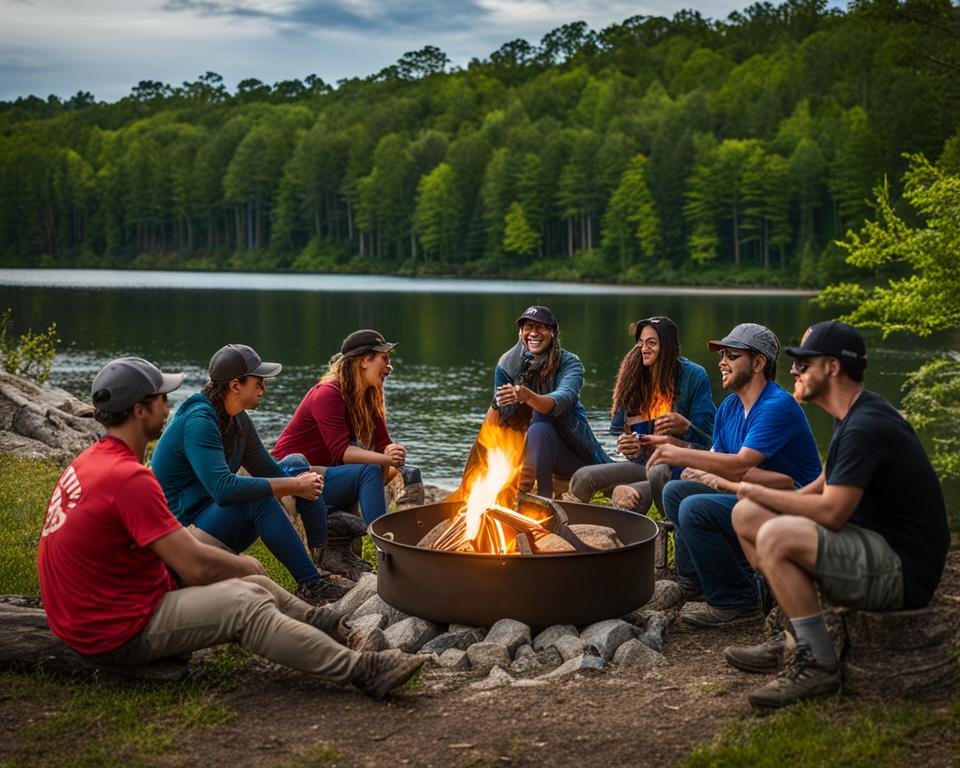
[580, 619, 635, 661]
[465, 642, 511, 674]
[484, 618, 531, 656]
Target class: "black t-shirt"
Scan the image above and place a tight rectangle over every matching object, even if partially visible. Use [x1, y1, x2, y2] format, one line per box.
[826, 390, 948, 608]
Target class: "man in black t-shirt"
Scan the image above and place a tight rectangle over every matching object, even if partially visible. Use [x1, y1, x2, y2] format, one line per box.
[725, 321, 948, 711]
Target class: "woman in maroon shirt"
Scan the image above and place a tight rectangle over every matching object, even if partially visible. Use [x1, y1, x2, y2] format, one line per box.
[273, 330, 406, 528]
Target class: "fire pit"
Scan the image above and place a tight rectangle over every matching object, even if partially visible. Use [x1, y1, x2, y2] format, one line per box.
[369, 499, 658, 628]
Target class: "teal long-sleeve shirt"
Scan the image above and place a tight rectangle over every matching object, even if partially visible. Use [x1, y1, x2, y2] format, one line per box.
[151, 393, 284, 523]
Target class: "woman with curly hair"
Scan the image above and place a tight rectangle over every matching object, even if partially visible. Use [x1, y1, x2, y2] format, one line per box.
[272, 330, 405, 552]
[492, 305, 610, 498]
[569, 316, 715, 514]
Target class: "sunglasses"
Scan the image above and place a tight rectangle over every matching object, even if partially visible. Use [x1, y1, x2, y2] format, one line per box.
[791, 359, 813, 374]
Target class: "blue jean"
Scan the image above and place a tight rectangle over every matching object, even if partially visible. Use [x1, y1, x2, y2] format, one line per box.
[280, 454, 328, 548]
[661, 479, 758, 608]
[524, 416, 589, 498]
[191, 454, 322, 585]
[322, 463, 386, 524]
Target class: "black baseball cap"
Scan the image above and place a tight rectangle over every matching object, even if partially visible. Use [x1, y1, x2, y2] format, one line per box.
[516, 305, 559, 329]
[786, 321, 867, 371]
[208, 344, 282, 384]
[91, 357, 184, 413]
[340, 329, 398, 358]
[629, 316, 677, 341]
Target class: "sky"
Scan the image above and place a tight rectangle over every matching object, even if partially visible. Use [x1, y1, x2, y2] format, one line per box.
[2, 0, 811, 103]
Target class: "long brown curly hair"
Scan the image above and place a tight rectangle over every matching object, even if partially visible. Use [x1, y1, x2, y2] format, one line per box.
[320, 353, 387, 449]
[611, 317, 681, 418]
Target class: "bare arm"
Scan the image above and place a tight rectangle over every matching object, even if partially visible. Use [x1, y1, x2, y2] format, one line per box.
[647, 443, 766, 481]
[737, 474, 863, 530]
[342, 443, 406, 468]
[497, 384, 556, 415]
[150, 527, 265, 585]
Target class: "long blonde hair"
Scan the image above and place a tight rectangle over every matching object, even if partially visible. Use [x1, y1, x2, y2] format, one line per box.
[320, 353, 386, 448]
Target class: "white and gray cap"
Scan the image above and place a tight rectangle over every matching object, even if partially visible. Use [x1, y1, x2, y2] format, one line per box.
[91, 357, 184, 413]
[708, 322, 780, 362]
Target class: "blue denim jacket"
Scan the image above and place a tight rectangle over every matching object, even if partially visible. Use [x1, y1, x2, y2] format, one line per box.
[493, 342, 611, 465]
[609, 356, 716, 462]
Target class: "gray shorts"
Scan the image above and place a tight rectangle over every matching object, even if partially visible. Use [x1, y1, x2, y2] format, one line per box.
[815, 523, 904, 610]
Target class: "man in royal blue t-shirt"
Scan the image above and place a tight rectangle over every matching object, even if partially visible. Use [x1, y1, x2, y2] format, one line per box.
[647, 323, 821, 627]
[726, 321, 948, 710]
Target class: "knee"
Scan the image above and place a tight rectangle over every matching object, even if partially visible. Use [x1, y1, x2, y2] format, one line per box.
[754, 517, 806, 571]
[279, 453, 309, 475]
[524, 421, 554, 451]
[357, 463, 381, 486]
[568, 468, 593, 501]
[731, 497, 764, 538]
[661, 480, 682, 516]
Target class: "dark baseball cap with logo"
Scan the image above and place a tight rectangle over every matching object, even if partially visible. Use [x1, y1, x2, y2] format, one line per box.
[340, 329, 398, 358]
[208, 344, 282, 384]
[708, 322, 780, 362]
[91, 357, 184, 413]
[785, 321, 867, 372]
[516, 305, 559, 329]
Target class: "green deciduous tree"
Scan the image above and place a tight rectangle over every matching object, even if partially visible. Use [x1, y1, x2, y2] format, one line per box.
[601, 154, 661, 268]
[413, 162, 462, 261]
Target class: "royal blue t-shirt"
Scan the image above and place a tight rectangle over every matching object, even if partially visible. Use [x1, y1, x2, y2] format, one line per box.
[713, 380, 821, 487]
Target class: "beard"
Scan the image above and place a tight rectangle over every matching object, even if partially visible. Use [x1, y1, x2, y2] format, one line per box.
[794, 375, 824, 403]
[725, 367, 753, 391]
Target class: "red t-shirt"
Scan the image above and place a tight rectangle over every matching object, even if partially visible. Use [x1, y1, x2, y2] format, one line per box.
[38, 436, 181, 655]
[271, 380, 390, 466]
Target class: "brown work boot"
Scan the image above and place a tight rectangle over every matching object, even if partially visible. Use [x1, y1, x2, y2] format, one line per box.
[296, 573, 355, 605]
[724, 630, 795, 674]
[747, 643, 841, 711]
[351, 649, 425, 699]
[681, 602, 763, 629]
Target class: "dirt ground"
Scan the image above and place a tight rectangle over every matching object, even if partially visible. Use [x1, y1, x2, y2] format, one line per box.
[4, 547, 959, 768]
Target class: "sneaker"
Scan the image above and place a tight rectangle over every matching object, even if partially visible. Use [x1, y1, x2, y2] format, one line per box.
[748, 643, 841, 710]
[351, 649, 425, 699]
[296, 574, 355, 605]
[724, 630, 795, 673]
[303, 605, 350, 643]
[681, 602, 764, 628]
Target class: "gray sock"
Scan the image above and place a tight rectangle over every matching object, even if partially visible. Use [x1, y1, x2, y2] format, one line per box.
[790, 614, 837, 667]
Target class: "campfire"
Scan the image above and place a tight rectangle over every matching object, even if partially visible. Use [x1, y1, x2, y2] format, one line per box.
[417, 418, 621, 555]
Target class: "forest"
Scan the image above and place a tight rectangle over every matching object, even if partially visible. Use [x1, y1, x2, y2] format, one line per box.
[1, 0, 958, 287]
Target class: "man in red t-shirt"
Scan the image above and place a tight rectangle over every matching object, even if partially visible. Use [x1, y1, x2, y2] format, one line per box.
[37, 356, 423, 698]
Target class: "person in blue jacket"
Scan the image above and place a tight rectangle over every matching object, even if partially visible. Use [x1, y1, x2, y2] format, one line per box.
[151, 343, 348, 604]
[492, 305, 609, 498]
[569, 316, 716, 514]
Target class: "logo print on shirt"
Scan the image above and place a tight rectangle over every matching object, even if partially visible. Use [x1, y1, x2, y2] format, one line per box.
[41, 466, 81, 537]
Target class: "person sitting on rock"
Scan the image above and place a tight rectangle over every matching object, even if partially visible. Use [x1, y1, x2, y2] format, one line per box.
[151, 344, 347, 604]
[724, 321, 949, 710]
[568, 316, 715, 514]
[492, 305, 610, 498]
[647, 323, 822, 624]
[38, 356, 423, 698]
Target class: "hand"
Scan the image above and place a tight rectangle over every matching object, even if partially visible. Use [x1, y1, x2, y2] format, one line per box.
[653, 412, 690, 437]
[616, 431, 643, 460]
[383, 443, 407, 467]
[292, 471, 324, 500]
[238, 554, 266, 576]
[646, 442, 683, 469]
[681, 467, 735, 493]
[495, 384, 519, 407]
[611, 484, 642, 510]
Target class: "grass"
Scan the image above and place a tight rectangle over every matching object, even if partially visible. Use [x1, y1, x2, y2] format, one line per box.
[0, 670, 232, 768]
[679, 699, 959, 768]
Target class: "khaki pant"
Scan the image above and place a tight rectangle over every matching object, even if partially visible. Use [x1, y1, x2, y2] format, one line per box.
[569, 461, 673, 514]
[99, 575, 358, 683]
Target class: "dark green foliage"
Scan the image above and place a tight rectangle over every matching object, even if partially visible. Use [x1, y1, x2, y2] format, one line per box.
[2, 0, 958, 286]
[0, 307, 59, 385]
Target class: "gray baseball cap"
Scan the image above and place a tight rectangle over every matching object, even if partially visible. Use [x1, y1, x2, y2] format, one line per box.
[91, 357, 184, 413]
[708, 323, 780, 362]
[208, 344, 282, 384]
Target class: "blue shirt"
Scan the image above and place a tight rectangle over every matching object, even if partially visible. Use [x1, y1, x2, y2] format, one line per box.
[713, 380, 821, 487]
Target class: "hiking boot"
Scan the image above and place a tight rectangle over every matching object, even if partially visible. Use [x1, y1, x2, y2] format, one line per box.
[351, 649, 425, 699]
[748, 643, 841, 711]
[724, 630, 795, 673]
[681, 602, 764, 629]
[296, 573, 355, 605]
[303, 604, 350, 643]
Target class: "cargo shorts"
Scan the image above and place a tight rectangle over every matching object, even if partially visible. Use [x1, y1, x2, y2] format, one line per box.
[815, 523, 904, 610]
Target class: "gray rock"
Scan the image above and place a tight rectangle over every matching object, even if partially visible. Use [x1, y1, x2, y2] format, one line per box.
[469, 666, 516, 690]
[553, 634, 586, 661]
[333, 573, 379, 618]
[536, 646, 564, 667]
[580, 619, 636, 661]
[637, 612, 670, 652]
[465, 642, 511, 674]
[345, 613, 386, 634]
[437, 648, 471, 670]
[509, 644, 542, 676]
[347, 625, 388, 654]
[532, 624, 579, 653]
[350, 593, 409, 626]
[448, 623, 484, 636]
[484, 618, 531, 656]
[419, 627, 486, 656]
[613, 638, 669, 668]
[567, 524, 623, 550]
[641, 580, 684, 611]
[383, 616, 442, 652]
[540, 654, 604, 679]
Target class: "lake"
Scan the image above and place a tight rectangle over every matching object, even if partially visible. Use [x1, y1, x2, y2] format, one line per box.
[2, 269, 956, 490]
